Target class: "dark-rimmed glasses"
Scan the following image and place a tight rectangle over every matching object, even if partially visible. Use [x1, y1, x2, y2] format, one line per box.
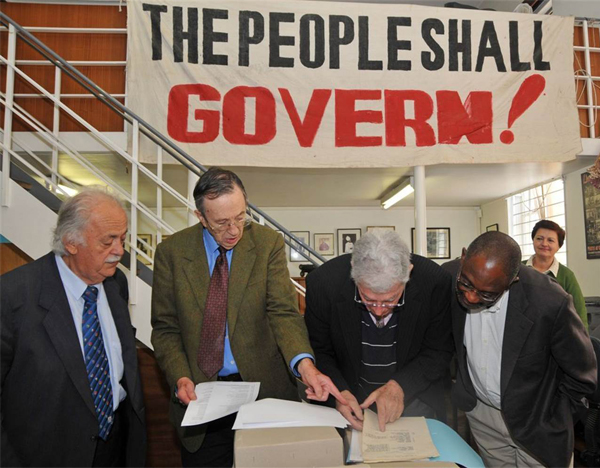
[456, 268, 507, 306]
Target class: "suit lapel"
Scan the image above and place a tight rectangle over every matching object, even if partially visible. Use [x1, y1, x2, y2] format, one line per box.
[395, 280, 422, 366]
[40, 255, 96, 416]
[227, 231, 256, 339]
[501, 279, 534, 395]
[337, 276, 362, 381]
[445, 260, 470, 373]
[182, 226, 211, 330]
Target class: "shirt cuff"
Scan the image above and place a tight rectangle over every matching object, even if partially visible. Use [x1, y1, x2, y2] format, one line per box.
[290, 353, 314, 377]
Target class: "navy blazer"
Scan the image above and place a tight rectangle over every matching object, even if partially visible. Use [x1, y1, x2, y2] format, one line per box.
[1, 253, 146, 467]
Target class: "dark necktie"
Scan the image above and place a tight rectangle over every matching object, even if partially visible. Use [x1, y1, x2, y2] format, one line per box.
[82, 286, 114, 441]
[197, 246, 229, 378]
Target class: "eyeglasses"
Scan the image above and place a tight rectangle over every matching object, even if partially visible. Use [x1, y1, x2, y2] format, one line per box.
[456, 268, 505, 305]
[354, 286, 405, 309]
[206, 217, 252, 233]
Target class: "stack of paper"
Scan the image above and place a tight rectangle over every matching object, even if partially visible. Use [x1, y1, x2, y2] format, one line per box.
[181, 381, 260, 427]
[232, 398, 348, 430]
[361, 411, 439, 463]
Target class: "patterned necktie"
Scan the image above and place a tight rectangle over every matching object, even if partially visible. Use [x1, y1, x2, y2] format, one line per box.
[82, 286, 114, 441]
[197, 246, 229, 378]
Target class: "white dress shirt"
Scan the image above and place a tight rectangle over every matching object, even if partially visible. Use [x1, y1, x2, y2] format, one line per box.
[525, 255, 559, 276]
[55, 255, 126, 410]
[463, 290, 510, 409]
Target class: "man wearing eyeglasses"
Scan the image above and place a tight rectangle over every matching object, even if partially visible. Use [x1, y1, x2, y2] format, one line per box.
[305, 230, 453, 432]
[444, 231, 596, 468]
[151, 167, 345, 467]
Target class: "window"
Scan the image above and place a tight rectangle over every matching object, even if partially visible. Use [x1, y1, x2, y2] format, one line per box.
[507, 178, 567, 265]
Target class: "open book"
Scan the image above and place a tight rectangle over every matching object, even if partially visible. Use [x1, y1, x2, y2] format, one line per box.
[347, 412, 439, 463]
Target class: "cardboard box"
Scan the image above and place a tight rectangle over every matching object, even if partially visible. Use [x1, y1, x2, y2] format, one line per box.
[234, 426, 344, 468]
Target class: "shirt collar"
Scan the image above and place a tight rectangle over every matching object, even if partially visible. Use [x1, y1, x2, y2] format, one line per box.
[55, 254, 102, 300]
[484, 289, 510, 314]
[526, 255, 559, 277]
[203, 227, 221, 254]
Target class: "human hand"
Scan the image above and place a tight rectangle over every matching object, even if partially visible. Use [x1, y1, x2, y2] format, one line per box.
[360, 380, 405, 432]
[297, 358, 348, 405]
[336, 390, 364, 430]
[176, 377, 197, 405]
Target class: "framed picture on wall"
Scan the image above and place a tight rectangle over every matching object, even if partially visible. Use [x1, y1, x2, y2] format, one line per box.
[337, 229, 361, 256]
[486, 223, 499, 232]
[582, 172, 600, 259]
[314, 233, 334, 256]
[366, 226, 396, 233]
[411, 227, 451, 259]
[290, 231, 310, 262]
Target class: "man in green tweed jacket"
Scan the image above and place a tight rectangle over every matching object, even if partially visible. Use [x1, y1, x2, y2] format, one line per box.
[151, 167, 344, 468]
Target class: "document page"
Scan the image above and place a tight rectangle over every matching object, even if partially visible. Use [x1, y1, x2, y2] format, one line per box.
[232, 398, 348, 429]
[181, 381, 260, 427]
[362, 410, 439, 463]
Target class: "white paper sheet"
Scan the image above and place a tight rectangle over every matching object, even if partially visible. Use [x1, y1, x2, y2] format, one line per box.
[181, 381, 260, 427]
[232, 398, 348, 430]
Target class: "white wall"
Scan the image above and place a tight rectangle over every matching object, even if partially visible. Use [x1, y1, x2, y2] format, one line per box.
[480, 198, 509, 235]
[565, 166, 600, 297]
[262, 206, 480, 277]
[479, 166, 600, 297]
[139, 206, 480, 277]
[0, 175, 58, 259]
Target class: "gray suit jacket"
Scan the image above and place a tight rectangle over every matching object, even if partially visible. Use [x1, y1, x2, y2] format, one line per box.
[444, 260, 596, 467]
[0, 253, 147, 467]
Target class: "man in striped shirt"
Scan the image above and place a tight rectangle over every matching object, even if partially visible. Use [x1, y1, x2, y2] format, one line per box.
[305, 230, 453, 431]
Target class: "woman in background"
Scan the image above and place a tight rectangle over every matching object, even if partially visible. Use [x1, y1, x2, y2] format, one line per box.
[525, 219, 588, 329]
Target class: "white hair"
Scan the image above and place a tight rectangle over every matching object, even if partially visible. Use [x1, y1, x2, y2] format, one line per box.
[351, 230, 411, 293]
[52, 187, 125, 256]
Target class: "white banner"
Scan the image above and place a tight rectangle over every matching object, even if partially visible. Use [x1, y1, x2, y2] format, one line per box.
[127, 0, 581, 167]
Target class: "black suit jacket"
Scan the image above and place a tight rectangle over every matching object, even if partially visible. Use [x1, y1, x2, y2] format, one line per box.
[304, 254, 453, 417]
[1, 253, 147, 467]
[444, 260, 596, 467]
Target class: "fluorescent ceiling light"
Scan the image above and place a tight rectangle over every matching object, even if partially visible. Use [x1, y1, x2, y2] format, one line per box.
[381, 177, 414, 209]
[58, 184, 78, 197]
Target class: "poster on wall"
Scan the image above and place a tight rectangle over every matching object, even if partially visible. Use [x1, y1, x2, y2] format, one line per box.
[582, 172, 600, 260]
[127, 0, 581, 167]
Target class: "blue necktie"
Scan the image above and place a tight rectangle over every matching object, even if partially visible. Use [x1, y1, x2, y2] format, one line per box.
[82, 286, 114, 441]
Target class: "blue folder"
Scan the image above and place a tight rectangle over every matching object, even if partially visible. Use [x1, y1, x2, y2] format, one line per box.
[426, 419, 484, 468]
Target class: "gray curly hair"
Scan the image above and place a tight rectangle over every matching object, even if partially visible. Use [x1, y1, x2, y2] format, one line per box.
[351, 230, 411, 293]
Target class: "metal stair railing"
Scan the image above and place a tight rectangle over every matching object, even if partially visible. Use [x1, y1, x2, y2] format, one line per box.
[0, 12, 324, 302]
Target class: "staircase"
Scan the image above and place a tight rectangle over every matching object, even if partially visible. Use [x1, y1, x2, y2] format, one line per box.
[0, 12, 324, 348]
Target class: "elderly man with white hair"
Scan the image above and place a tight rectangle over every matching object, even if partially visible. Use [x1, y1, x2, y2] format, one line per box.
[1, 188, 146, 467]
[305, 230, 453, 431]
